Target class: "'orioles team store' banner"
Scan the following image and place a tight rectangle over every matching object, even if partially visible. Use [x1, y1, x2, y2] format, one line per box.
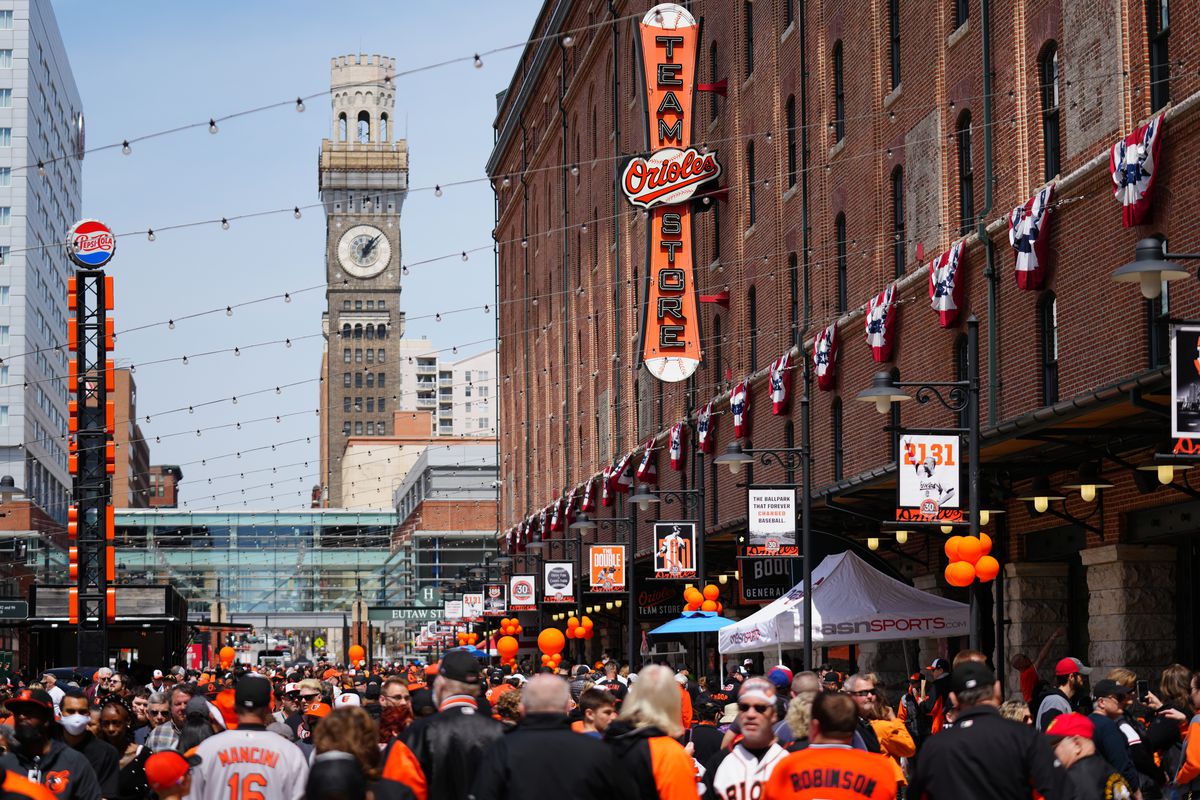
[623, 4, 721, 383]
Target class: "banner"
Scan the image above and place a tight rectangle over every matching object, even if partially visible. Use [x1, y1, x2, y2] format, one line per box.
[635, 571, 685, 618]
[623, 4, 720, 383]
[483, 583, 507, 617]
[461, 593, 483, 619]
[1173, 325, 1200, 438]
[509, 574, 537, 611]
[746, 486, 798, 557]
[739, 557, 795, 605]
[587, 544, 627, 592]
[897, 433, 962, 522]
[443, 600, 463, 620]
[543, 561, 575, 603]
[651, 521, 697, 579]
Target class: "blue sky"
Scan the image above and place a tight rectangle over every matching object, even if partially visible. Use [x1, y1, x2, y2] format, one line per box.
[50, 0, 541, 509]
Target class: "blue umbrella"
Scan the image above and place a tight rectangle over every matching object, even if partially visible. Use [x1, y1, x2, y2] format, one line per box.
[649, 611, 735, 635]
[452, 645, 489, 659]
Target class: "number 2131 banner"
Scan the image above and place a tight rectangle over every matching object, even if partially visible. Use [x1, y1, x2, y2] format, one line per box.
[897, 434, 961, 522]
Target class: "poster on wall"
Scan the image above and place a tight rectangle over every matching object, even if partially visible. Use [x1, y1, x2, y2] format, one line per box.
[897, 433, 963, 522]
[443, 600, 462, 620]
[483, 583, 507, 616]
[1172, 325, 1200, 440]
[651, 521, 697, 579]
[509, 574, 537, 611]
[543, 561, 575, 603]
[587, 544, 627, 592]
[745, 486, 798, 557]
[461, 593, 483, 619]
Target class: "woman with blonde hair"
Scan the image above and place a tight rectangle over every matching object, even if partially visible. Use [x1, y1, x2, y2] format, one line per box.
[604, 664, 697, 800]
[312, 706, 381, 779]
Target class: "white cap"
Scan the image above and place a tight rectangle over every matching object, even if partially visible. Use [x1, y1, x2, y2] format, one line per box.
[334, 693, 361, 707]
[284, 682, 300, 694]
[152, 670, 164, 679]
[674, 673, 688, 685]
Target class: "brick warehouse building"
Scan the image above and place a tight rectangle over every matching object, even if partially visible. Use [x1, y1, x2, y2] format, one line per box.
[487, 0, 1200, 684]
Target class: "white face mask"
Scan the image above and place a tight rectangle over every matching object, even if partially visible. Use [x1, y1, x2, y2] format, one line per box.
[61, 714, 90, 736]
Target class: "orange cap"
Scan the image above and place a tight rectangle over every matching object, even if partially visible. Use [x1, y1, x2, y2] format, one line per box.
[305, 702, 332, 719]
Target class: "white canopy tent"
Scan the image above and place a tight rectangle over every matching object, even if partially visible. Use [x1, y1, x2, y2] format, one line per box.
[718, 551, 969, 655]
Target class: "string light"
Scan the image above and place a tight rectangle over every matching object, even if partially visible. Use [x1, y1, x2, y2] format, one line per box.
[147, 229, 155, 242]
[208, 119, 219, 134]
[121, 141, 131, 155]
[473, 54, 483, 68]
[434, 185, 443, 197]
[225, 306, 233, 316]
[36, 161, 44, 176]
[461, 251, 468, 261]
[221, 218, 230, 230]
[295, 97, 305, 112]
[562, 34, 574, 47]
[293, 207, 302, 219]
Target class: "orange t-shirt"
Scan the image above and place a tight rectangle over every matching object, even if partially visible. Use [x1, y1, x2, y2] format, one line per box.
[764, 744, 898, 800]
[1019, 666, 1039, 703]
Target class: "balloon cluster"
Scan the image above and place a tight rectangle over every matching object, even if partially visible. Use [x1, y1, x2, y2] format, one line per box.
[538, 627, 565, 669]
[348, 644, 365, 666]
[566, 615, 595, 640]
[943, 533, 1000, 587]
[218, 646, 236, 669]
[496, 635, 519, 666]
[498, 618, 524, 637]
[455, 632, 479, 647]
[684, 584, 724, 614]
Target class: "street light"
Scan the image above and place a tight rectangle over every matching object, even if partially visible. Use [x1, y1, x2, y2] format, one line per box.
[568, 513, 598, 531]
[1017, 476, 1065, 514]
[713, 441, 754, 474]
[1110, 236, 1193, 299]
[628, 485, 660, 512]
[855, 372, 914, 414]
[1137, 455, 1192, 485]
[1061, 463, 1114, 503]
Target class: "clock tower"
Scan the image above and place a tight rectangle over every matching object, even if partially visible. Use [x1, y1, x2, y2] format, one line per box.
[319, 54, 409, 507]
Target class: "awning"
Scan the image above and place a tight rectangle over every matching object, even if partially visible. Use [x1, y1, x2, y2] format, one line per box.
[649, 611, 736, 635]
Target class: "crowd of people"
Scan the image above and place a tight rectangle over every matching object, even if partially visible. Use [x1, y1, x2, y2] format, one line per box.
[0, 645, 1195, 800]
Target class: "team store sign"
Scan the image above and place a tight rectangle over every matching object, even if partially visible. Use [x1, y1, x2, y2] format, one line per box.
[622, 3, 720, 383]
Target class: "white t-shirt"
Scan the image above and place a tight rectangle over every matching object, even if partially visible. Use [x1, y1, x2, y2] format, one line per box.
[190, 725, 309, 800]
[46, 685, 64, 708]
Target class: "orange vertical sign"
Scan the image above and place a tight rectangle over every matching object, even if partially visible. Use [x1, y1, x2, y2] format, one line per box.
[588, 544, 627, 592]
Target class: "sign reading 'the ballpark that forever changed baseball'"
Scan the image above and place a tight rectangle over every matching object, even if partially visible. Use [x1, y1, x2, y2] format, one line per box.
[622, 4, 720, 383]
[897, 434, 962, 522]
[746, 487, 798, 557]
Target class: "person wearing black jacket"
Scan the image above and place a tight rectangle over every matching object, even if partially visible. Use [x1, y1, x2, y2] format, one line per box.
[1046, 712, 1133, 800]
[0, 690, 102, 800]
[909, 662, 1063, 800]
[58, 690, 120, 798]
[469, 675, 635, 800]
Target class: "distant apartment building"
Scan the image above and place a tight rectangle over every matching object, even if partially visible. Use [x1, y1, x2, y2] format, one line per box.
[111, 369, 149, 508]
[146, 465, 182, 508]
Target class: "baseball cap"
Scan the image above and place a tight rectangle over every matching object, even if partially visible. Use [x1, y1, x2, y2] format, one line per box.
[364, 682, 381, 700]
[1046, 712, 1094, 740]
[926, 657, 951, 673]
[439, 650, 482, 684]
[950, 661, 996, 695]
[1054, 657, 1092, 677]
[334, 692, 361, 707]
[305, 701, 332, 719]
[283, 682, 300, 695]
[1092, 679, 1130, 700]
[234, 676, 273, 709]
[908, 672, 922, 683]
[144, 751, 201, 793]
[4, 689, 53, 713]
[152, 669, 164, 679]
[767, 666, 793, 691]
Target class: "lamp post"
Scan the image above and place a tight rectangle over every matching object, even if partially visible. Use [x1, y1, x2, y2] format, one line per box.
[570, 513, 634, 666]
[853, 315, 982, 650]
[1110, 235, 1197, 299]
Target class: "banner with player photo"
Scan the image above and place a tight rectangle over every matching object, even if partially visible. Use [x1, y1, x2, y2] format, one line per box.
[543, 561, 576, 603]
[745, 486, 798, 557]
[462, 593, 483, 619]
[509, 574, 537, 611]
[483, 583, 507, 616]
[1172, 325, 1200, 440]
[587, 544, 627, 592]
[897, 433, 963, 522]
[651, 521, 697, 579]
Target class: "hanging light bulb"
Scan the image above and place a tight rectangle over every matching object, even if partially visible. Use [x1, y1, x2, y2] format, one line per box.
[275, 387, 282, 394]
[284, 293, 291, 303]
[434, 185, 443, 197]
[581, 222, 588, 232]
[570, 164, 579, 176]
[36, 161, 45, 176]
[980, 509, 991, 526]
[147, 229, 156, 242]
[435, 313, 441, 321]
[293, 207, 302, 219]
[233, 348, 240, 357]
[188, 406, 194, 414]
[182, 356, 189, 365]
[483, 304, 490, 313]
[895, 530, 909, 544]
[295, 97, 306, 112]
[285, 339, 292, 348]
[232, 395, 238, 403]
[1158, 464, 1175, 484]
[867, 537, 880, 551]
[402, 265, 409, 275]
[1034, 495, 1050, 513]
[461, 251, 469, 261]
[502, 176, 511, 187]
[225, 306, 233, 316]
[940, 524, 954, 534]
[563, 34, 575, 47]
[473, 54, 483, 68]
[521, 238, 528, 248]
[167, 319, 175, 330]
[221, 218, 230, 230]
[209, 119, 219, 134]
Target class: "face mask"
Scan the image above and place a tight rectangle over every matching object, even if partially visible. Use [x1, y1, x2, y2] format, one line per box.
[61, 714, 90, 736]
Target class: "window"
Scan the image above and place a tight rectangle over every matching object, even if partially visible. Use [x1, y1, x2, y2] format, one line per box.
[343, 348, 351, 363]
[367, 422, 375, 435]
[0, 129, 10, 147]
[1148, 0, 1170, 110]
[0, 167, 9, 186]
[355, 422, 363, 435]
[377, 349, 385, 362]
[465, 402, 472, 413]
[357, 110, 370, 144]
[342, 421, 351, 435]
[709, 42, 719, 120]
[480, 386, 489, 397]
[713, 315, 724, 383]
[832, 398, 844, 480]
[366, 349, 374, 363]
[748, 286, 758, 370]
[378, 372, 385, 387]
[378, 397, 386, 412]
[0, 366, 7, 384]
[1039, 43, 1061, 180]
[465, 386, 472, 397]
[367, 398, 375, 412]
[343, 397, 351, 412]
[378, 421, 387, 435]
[786, 96, 797, 188]
[832, 42, 845, 142]
[789, 253, 799, 344]
[379, 299, 386, 308]
[954, 0, 968, 28]
[0, 51, 12, 69]
[957, 111, 975, 234]
[835, 213, 848, 313]
[338, 113, 348, 141]
[0, 286, 8, 306]
[1040, 293, 1059, 404]
[0, 89, 10, 109]
[343, 373, 351, 388]
[355, 348, 362, 363]
[355, 300, 363, 310]
[0, 12, 12, 28]
[744, 2, 754, 78]
[891, 167, 905, 277]
[355, 373, 363, 388]
[784, 0, 794, 28]
[366, 373, 375, 388]
[366, 300, 374, 310]
[746, 141, 756, 226]
[465, 371, 472, 382]
[889, 0, 901, 89]
[380, 113, 389, 141]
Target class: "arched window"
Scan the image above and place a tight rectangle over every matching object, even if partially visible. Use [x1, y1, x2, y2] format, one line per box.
[1039, 42, 1061, 180]
[889, 0, 901, 90]
[891, 167, 906, 278]
[748, 285, 758, 370]
[957, 111, 974, 234]
[786, 95, 797, 188]
[709, 42, 719, 120]
[746, 141, 757, 226]
[744, 1, 754, 78]
[832, 41, 845, 142]
[378, 324, 388, 339]
[835, 213, 848, 313]
[1149, 0, 1170, 111]
[341, 323, 351, 339]
[1040, 292, 1059, 405]
[380, 112, 389, 142]
[590, 105, 598, 160]
[338, 113, 347, 142]
[712, 196, 721, 261]
[357, 110, 370, 144]
[365, 324, 375, 340]
[353, 324, 363, 339]
[832, 398, 844, 480]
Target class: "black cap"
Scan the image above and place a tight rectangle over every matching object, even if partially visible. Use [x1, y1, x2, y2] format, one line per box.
[306, 754, 366, 800]
[364, 682, 381, 700]
[950, 661, 996, 695]
[4, 688, 53, 713]
[1093, 679, 1131, 700]
[234, 675, 273, 709]
[439, 650, 482, 684]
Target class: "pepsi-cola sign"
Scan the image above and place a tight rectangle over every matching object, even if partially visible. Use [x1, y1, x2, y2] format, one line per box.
[66, 219, 116, 268]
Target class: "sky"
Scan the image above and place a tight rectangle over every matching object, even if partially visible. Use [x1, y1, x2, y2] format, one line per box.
[50, 0, 542, 510]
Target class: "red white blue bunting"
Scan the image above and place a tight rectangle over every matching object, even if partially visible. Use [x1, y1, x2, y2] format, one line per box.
[865, 284, 898, 362]
[1009, 184, 1054, 290]
[669, 422, 684, 471]
[636, 437, 658, 484]
[731, 380, 750, 439]
[697, 401, 715, 454]
[929, 240, 965, 328]
[814, 323, 838, 391]
[769, 352, 793, 415]
[1111, 115, 1165, 227]
[580, 476, 596, 512]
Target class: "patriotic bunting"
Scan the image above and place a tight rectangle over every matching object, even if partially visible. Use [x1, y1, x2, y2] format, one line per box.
[769, 352, 793, 415]
[601, 466, 614, 507]
[669, 422, 684, 471]
[814, 323, 838, 392]
[549, 497, 562, 533]
[697, 401, 715, 454]
[538, 506, 549, 537]
[731, 380, 750, 439]
[865, 284, 898, 362]
[929, 240, 965, 328]
[562, 486, 577, 527]
[615, 453, 635, 492]
[516, 521, 526, 553]
[1111, 115, 1165, 227]
[636, 437, 659, 484]
[581, 476, 596, 512]
[1009, 184, 1054, 290]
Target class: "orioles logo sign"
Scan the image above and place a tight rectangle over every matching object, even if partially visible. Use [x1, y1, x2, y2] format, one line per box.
[622, 4, 720, 383]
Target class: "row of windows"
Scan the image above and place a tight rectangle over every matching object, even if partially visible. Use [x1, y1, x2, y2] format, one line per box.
[342, 420, 389, 436]
[343, 396, 388, 413]
[338, 323, 389, 339]
[341, 299, 387, 310]
[343, 348, 386, 364]
[341, 372, 387, 388]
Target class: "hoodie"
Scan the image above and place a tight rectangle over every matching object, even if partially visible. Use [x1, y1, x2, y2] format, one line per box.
[0, 738, 102, 800]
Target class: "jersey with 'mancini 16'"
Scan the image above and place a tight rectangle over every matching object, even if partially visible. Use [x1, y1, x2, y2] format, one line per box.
[188, 726, 309, 800]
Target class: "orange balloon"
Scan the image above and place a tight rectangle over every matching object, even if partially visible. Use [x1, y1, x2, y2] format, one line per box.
[978, 532, 993, 556]
[567, 617, 579, 629]
[550, 653, 563, 665]
[497, 636, 519, 659]
[716, 601, 724, 614]
[957, 536, 983, 565]
[944, 536, 963, 562]
[946, 560, 976, 587]
[219, 646, 236, 667]
[975, 555, 1000, 582]
[684, 588, 703, 605]
[538, 627, 566, 656]
[581, 615, 594, 629]
[701, 599, 718, 612]
[703, 584, 720, 601]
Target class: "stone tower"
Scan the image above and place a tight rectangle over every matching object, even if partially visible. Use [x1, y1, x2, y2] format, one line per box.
[319, 54, 409, 507]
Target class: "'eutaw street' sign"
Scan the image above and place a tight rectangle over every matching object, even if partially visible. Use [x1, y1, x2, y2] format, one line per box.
[367, 606, 442, 622]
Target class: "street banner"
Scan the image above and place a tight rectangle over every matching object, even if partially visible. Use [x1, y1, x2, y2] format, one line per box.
[635, 571, 684, 618]
[509, 574, 537, 611]
[745, 486, 798, 557]
[588, 544, 627, 592]
[443, 600, 462, 620]
[1172, 325, 1200, 439]
[483, 583, 507, 616]
[461, 593, 483, 619]
[651, 521, 697, 579]
[623, 3, 720, 383]
[543, 561, 575, 603]
[897, 433, 963, 522]
[368, 606, 441, 622]
[739, 558, 795, 605]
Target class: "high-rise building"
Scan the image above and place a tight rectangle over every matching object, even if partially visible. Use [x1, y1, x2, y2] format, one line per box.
[447, 350, 496, 437]
[0, 0, 82, 523]
[319, 54, 408, 506]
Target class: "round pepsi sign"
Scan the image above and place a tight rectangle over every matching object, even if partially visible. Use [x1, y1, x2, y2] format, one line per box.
[66, 219, 116, 268]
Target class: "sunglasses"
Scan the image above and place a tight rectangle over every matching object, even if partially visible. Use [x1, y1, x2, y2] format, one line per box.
[149, 710, 170, 717]
[300, 694, 320, 701]
[845, 689, 876, 697]
[738, 702, 771, 714]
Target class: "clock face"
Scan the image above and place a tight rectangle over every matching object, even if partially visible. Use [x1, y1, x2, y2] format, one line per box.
[337, 225, 392, 279]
